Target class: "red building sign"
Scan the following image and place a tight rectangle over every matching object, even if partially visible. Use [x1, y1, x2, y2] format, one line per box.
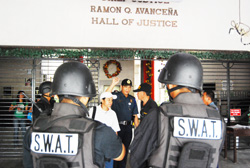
[230, 109, 241, 116]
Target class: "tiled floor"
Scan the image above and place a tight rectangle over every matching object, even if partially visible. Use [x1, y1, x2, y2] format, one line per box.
[1, 149, 250, 168]
[126, 149, 250, 168]
[219, 149, 250, 168]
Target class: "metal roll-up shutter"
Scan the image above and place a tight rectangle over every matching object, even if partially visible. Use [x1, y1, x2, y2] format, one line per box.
[202, 61, 250, 120]
[202, 60, 250, 149]
[0, 57, 100, 160]
[0, 58, 33, 159]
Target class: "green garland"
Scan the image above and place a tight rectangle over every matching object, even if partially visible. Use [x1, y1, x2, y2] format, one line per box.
[0, 48, 249, 60]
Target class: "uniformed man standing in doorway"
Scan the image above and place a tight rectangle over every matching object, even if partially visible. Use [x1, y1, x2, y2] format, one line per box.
[23, 62, 125, 168]
[133, 83, 158, 122]
[106, 77, 139, 168]
[130, 53, 225, 168]
[33, 81, 54, 121]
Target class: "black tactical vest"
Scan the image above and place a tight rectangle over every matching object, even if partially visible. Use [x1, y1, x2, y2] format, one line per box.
[30, 115, 99, 168]
[148, 101, 226, 168]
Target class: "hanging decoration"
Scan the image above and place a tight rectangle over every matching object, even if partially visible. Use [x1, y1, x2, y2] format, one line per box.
[143, 60, 154, 99]
[103, 60, 122, 78]
[0, 48, 249, 60]
[144, 61, 153, 84]
[229, 0, 250, 45]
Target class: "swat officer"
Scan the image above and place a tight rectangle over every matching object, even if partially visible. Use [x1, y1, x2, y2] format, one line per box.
[33, 81, 54, 121]
[130, 53, 225, 168]
[23, 62, 125, 168]
[106, 77, 139, 168]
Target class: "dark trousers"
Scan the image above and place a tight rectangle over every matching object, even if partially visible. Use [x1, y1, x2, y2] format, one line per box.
[114, 124, 132, 168]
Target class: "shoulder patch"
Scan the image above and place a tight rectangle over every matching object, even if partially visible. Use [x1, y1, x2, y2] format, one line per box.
[33, 117, 50, 130]
[69, 120, 86, 131]
[160, 103, 183, 116]
[69, 118, 96, 133]
[206, 108, 220, 118]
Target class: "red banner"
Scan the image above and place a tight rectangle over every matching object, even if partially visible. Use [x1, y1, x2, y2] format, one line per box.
[142, 60, 154, 100]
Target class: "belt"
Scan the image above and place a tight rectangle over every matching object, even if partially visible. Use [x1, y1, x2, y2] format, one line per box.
[119, 121, 132, 125]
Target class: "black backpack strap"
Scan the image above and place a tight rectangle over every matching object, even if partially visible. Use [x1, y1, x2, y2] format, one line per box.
[92, 106, 96, 120]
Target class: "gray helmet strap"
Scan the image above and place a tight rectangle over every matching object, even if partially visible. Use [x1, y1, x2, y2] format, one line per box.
[167, 85, 198, 101]
[66, 95, 90, 117]
[187, 87, 199, 93]
[167, 85, 185, 93]
[167, 85, 185, 101]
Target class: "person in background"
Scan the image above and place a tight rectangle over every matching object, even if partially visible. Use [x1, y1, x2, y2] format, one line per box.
[33, 81, 54, 121]
[23, 62, 125, 168]
[106, 77, 139, 168]
[89, 92, 120, 168]
[202, 90, 219, 111]
[9, 90, 28, 147]
[133, 83, 158, 122]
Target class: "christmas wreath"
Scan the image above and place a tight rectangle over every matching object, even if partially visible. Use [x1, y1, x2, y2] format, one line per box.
[103, 60, 122, 78]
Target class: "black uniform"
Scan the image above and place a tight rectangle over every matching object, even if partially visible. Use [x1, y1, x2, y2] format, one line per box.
[33, 96, 53, 121]
[23, 103, 123, 168]
[140, 97, 158, 121]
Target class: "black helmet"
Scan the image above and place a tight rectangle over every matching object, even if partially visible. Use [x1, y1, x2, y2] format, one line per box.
[158, 53, 203, 91]
[39, 81, 52, 95]
[52, 62, 96, 98]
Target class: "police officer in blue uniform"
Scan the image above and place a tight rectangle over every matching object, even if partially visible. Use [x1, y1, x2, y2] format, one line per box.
[106, 77, 139, 168]
[23, 62, 125, 168]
